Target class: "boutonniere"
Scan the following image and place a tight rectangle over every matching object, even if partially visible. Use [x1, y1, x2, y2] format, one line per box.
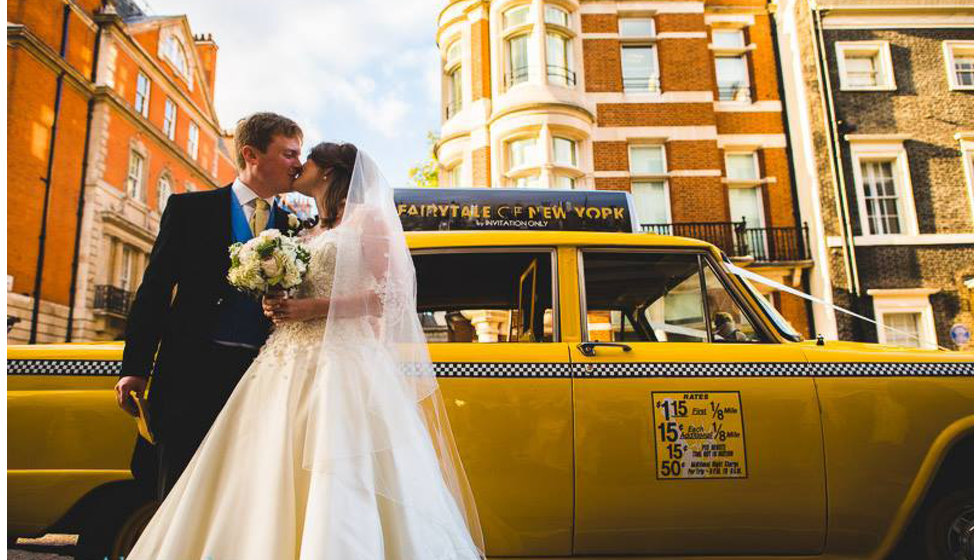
[285, 213, 303, 237]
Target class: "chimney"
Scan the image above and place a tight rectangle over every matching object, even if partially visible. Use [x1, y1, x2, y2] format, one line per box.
[194, 33, 218, 99]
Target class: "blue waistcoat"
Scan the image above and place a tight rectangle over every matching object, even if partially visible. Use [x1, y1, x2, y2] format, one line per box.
[211, 195, 276, 347]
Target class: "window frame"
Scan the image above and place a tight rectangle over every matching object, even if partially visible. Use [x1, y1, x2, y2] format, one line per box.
[956, 133, 974, 203]
[188, 121, 200, 160]
[724, 151, 761, 182]
[156, 173, 173, 212]
[631, 180, 672, 226]
[834, 41, 896, 91]
[544, 4, 570, 28]
[577, 247, 774, 343]
[848, 137, 918, 238]
[163, 98, 177, 141]
[411, 246, 561, 343]
[546, 31, 575, 87]
[135, 72, 151, 118]
[868, 288, 939, 349]
[942, 40, 974, 91]
[620, 43, 660, 93]
[126, 150, 145, 200]
[628, 144, 667, 176]
[505, 32, 532, 89]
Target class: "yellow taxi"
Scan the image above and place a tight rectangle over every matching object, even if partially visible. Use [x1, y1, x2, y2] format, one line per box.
[7, 189, 973, 560]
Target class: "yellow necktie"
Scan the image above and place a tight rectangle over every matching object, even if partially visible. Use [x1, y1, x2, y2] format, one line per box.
[251, 199, 270, 236]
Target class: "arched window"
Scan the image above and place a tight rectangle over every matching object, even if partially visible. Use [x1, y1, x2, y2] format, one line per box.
[163, 33, 190, 81]
[157, 174, 173, 211]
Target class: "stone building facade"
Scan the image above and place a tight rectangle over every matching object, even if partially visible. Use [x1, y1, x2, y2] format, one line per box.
[434, 0, 814, 337]
[775, 0, 974, 349]
[8, 0, 237, 344]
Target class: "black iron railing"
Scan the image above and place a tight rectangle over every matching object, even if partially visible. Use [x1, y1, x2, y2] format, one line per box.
[718, 83, 751, 101]
[546, 65, 576, 86]
[505, 66, 529, 88]
[94, 285, 134, 316]
[641, 220, 811, 263]
[622, 75, 661, 92]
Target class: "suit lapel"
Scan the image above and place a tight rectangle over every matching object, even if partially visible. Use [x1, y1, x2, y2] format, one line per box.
[215, 185, 234, 280]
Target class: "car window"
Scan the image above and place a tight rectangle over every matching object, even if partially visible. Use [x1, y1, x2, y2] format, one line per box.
[583, 251, 708, 342]
[582, 250, 763, 343]
[703, 263, 759, 343]
[413, 250, 556, 343]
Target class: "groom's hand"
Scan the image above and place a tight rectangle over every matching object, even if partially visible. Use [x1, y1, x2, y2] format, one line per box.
[115, 375, 148, 417]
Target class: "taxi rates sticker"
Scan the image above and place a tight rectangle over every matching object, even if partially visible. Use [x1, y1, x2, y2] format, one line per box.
[651, 391, 748, 479]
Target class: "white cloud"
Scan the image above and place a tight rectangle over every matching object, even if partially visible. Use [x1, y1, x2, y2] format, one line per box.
[148, 0, 443, 185]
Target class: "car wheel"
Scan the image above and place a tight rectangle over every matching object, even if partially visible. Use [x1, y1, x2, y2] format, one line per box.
[923, 489, 973, 560]
[74, 499, 158, 560]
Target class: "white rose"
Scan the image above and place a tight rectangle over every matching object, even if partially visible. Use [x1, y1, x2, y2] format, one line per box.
[260, 256, 283, 278]
[288, 214, 300, 229]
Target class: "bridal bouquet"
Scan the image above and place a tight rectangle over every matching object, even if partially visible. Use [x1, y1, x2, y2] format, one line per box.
[227, 229, 311, 298]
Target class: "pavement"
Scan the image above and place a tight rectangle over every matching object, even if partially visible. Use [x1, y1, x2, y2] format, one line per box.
[8, 534, 76, 559]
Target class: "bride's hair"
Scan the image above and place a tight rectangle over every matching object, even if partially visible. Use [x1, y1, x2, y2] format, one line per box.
[308, 142, 358, 227]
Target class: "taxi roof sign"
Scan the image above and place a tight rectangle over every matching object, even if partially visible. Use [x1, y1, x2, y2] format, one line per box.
[394, 188, 638, 233]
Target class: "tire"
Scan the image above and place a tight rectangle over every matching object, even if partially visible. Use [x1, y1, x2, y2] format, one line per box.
[922, 489, 973, 560]
[74, 499, 158, 560]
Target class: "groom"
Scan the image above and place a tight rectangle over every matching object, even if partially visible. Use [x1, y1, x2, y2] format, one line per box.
[114, 112, 304, 500]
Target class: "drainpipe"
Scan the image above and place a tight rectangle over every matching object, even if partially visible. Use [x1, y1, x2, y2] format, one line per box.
[29, 4, 71, 344]
[65, 13, 106, 342]
[810, 6, 860, 294]
[768, 6, 817, 338]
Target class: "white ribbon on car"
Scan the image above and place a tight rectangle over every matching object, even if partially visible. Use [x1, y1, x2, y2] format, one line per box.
[724, 262, 945, 350]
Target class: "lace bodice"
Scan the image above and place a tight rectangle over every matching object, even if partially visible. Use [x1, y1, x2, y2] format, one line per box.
[258, 228, 338, 358]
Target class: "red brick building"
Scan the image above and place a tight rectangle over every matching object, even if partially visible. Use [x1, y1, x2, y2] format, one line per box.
[8, 0, 237, 343]
[435, 0, 813, 335]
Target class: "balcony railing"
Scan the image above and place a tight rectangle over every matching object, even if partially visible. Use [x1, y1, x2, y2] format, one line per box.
[445, 99, 462, 119]
[718, 83, 752, 101]
[641, 220, 811, 263]
[546, 65, 577, 86]
[622, 75, 661, 93]
[94, 285, 134, 317]
[505, 66, 530, 88]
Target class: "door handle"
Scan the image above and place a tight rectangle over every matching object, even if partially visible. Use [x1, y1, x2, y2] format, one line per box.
[577, 341, 633, 357]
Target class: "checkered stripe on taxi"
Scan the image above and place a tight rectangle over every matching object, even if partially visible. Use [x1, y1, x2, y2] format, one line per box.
[433, 362, 570, 378]
[573, 362, 973, 377]
[7, 359, 122, 376]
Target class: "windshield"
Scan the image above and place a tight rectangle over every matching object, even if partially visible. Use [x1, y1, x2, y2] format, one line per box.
[730, 267, 802, 342]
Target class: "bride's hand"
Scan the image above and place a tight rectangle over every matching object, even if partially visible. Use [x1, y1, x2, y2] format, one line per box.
[262, 295, 328, 324]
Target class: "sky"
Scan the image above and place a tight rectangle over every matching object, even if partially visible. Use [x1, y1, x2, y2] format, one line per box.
[144, 0, 444, 187]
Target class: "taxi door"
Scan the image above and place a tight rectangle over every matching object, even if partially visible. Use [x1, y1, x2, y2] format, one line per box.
[413, 247, 574, 557]
[569, 247, 826, 556]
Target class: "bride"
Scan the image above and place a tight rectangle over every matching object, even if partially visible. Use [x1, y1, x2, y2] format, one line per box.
[125, 143, 486, 559]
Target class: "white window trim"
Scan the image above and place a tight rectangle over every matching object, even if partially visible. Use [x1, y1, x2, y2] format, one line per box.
[956, 132, 974, 205]
[868, 288, 939, 348]
[135, 72, 150, 118]
[158, 29, 194, 90]
[942, 40, 974, 91]
[628, 143, 668, 178]
[631, 179, 672, 225]
[724, 151, 761, 183]
[847, 136, 918, 237]
[126, 150, 146, 201]
[157, 173, 173, 212]
[835, 41, 896, 91]
[188, 122, 199, 160]
[620, 43, 661, 93]
[163, 98, 177, 141]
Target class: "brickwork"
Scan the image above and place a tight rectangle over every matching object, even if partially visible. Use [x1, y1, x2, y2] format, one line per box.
[471, 18, 491, 101]
[593, 141, 629, 171]
[581, 14, 618, 33]
[8, 3, 236, 343]
[760, 148, 796, 228]
[715, 111, 784, 134]
[583, 39, 622, 92]
[471, 146, 490, 187]
[597, 103, 715, 127]
[658, 38, 714, 91]
[669, 176, 728, 222]
[595, 177, 631, 191]
[667, 140, 721, 170]
[656, 14, 706, 33]
[826, 28, 975, 237]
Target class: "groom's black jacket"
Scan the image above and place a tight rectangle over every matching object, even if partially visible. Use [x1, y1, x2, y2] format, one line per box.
[120, 185, 291, 406]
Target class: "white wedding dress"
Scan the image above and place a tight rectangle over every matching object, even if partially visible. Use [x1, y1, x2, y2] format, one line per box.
[126, 227, 484, 560]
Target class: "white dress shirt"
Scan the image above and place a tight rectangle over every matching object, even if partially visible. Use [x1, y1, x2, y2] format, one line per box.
[232, 178, 276, 224]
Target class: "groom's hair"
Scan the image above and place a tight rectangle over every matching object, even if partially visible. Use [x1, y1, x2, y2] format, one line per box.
[234, 112, 303, 169]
